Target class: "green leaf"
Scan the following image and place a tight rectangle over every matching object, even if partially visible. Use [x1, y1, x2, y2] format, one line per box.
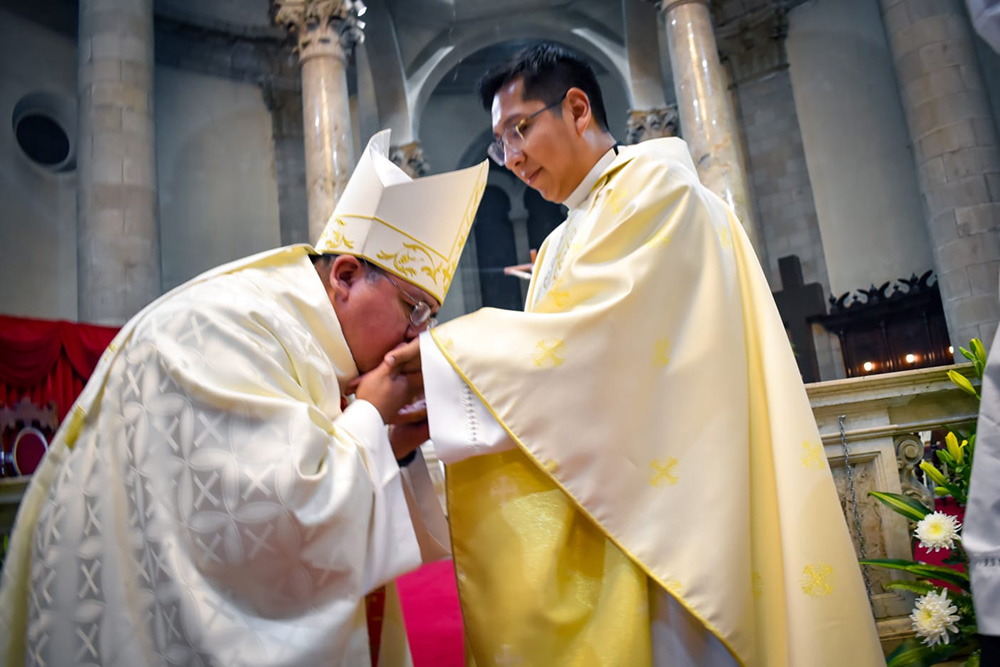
[858, 559, 970, 590]
[868, 491, 932, 521]
[959, 345, 976, 364]
[884, 579, 936, 596]
[948, 370, 980, 400]
[887, 638, 962, 667]
[971, 337, 987, 368]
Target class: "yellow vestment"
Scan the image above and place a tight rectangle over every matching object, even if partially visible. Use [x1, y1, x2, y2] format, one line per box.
[434, 139, 884, 666]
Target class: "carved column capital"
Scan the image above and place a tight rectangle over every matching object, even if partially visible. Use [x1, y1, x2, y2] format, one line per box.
[272, 0, 366, 61]
[389, 141, 430, 178]
[716, 4, 789, 86]
[625, 106, 680, 144]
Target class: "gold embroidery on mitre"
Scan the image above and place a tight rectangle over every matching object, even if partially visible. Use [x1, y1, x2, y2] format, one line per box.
[801, 563, 834, 597]
[318, 216, 355, 250]
[801, 441, 825, 469]
[650, 458, 679, 487]
[445, 165, 488, 270]
[653, 338, 671, 367]
[532, 339, 566, 368]
[377, 242, 448, 287]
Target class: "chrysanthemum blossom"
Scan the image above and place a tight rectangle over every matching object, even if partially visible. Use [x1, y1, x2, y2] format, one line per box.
[910, 589, 961, 647]
[915, 511, 961, 552]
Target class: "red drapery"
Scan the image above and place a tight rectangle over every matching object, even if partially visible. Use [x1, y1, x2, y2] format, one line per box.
[0, 314, 119, 422]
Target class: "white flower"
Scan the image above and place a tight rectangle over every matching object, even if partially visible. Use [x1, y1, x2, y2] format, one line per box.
[914, 512, 961, 552]
[910, 588, 961, 647]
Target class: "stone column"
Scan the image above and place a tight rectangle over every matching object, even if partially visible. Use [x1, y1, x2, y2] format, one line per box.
[389, 141, 429, 178]
[274, 0, 362, 243]
[880, 0, 1000, 347]
[716, 6, 827, 289]
[649, 0, 766, 260]
[625, 106, 680, 144]
[77, 0, 160, 325]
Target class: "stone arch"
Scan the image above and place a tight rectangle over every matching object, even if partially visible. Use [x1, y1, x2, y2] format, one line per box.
[407, 14, 632, 138]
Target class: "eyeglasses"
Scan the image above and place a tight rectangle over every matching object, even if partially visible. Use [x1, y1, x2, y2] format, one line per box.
[487, 92, 567, 165]
[366, 262, 437, 329]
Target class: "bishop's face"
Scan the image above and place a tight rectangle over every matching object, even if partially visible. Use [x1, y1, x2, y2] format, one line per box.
[491, 79, 584, 204]
[328, 258, 439, 373]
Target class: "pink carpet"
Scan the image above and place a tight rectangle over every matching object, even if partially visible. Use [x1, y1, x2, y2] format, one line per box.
[397, 559, 465, 667]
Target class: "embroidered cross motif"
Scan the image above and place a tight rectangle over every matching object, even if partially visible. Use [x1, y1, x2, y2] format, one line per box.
[644, 229, 673, 249]
[801, 563, 834, 597]
[653, 338, 671, 367]
[551, 290, 571, 308]
[532, 339, 566, 368]
[716, 225, 733, 250]
[603, 186, 628, 215]
[650, 458, 679, 487]
[75, 625, 99, 661]
[801, 441, 825, 469]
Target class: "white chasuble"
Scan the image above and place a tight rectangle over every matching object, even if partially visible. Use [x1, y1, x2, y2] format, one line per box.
[0, 246, 442, 667]
[422, 139, 884, 667]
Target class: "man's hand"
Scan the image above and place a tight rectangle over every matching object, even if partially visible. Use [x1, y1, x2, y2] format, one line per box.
[389, 398, 430, 461]
[352, 360, 418, 424]
[385, 338, 421, 375]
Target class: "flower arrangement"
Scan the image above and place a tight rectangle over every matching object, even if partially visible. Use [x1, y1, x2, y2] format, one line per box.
[860, 338, 986, 667]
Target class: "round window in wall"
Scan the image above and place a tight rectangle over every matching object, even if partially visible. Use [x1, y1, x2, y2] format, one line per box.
[12, 93, 76, 173]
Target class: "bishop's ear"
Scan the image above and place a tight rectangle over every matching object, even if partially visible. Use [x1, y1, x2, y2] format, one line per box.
[329, 255, 366, 300]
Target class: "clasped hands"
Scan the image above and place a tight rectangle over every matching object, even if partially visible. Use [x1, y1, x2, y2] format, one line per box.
[347, 338, 425, 461]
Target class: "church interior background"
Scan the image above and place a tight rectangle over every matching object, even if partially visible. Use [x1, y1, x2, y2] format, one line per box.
[2, 0, 999, 384]
[1, 0, 999, 656]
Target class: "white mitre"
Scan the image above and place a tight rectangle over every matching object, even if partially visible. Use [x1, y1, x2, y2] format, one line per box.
[314, 130, 488, 303]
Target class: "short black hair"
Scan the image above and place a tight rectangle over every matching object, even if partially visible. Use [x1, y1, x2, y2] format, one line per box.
[475, 42, 610, 133]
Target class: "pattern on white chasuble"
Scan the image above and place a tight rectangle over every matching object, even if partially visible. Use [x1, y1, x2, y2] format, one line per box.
[23, 280, 369, 665]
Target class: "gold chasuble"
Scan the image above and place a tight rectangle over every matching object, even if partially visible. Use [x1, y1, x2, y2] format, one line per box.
[434, 139, 883, 667]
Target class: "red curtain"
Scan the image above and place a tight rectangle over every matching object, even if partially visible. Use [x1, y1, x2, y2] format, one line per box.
[0, 315, 119, 422]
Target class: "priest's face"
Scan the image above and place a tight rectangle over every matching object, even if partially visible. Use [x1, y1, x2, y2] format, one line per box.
[325, 256, 439, 373]
[491, 78, 589, 203]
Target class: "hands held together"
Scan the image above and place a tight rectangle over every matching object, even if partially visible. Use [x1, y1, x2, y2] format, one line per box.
[348, 338, 426, 461]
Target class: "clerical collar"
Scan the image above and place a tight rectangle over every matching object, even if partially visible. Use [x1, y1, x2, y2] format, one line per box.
[562, 145, 620, 211]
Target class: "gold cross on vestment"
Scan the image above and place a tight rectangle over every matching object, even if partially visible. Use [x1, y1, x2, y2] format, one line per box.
[716, 225, 733, 250]
[801, 563, 834, 597]
[801, 441, 825, 469]
[650, 458, 679, 487]
[533, 339, 566, 368]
